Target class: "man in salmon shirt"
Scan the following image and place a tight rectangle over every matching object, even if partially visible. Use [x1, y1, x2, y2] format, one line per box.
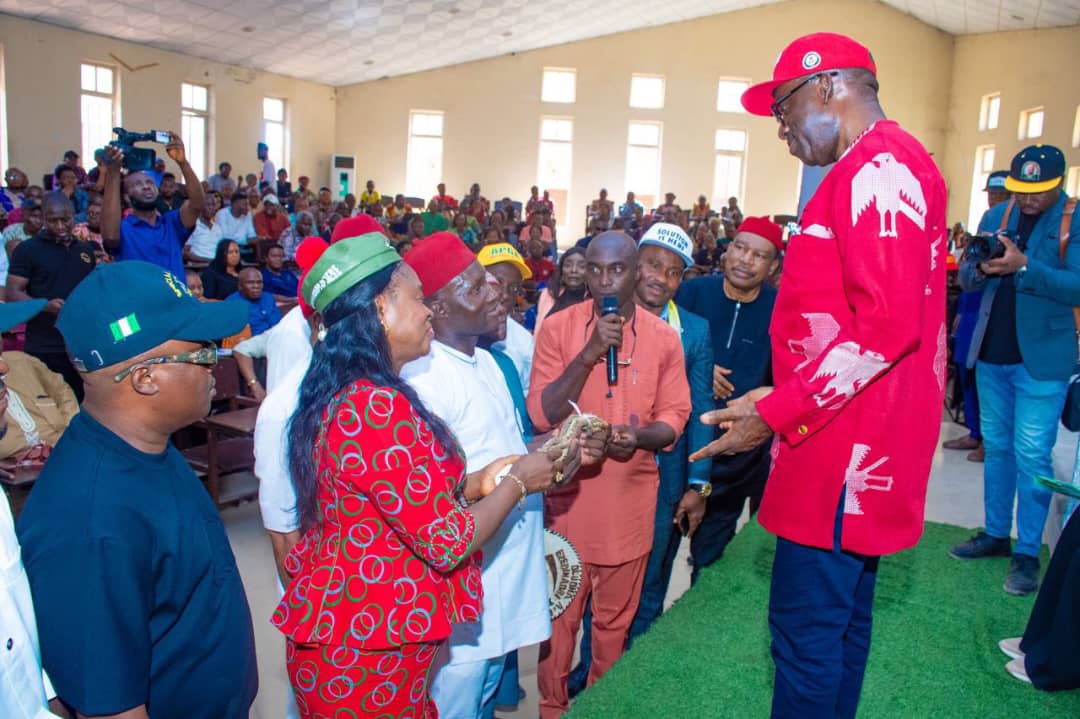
[691, 33, 947, 718]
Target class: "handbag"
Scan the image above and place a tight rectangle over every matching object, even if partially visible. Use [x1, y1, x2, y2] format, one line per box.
[1058, 197, 1080, 431]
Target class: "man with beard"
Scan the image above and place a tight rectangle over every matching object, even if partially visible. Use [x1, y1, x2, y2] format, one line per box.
[6, 192, 97, 399]
[401, 232, 586, 719]
[529, 231, 690, 717]
[692, 34, 947, 717]
[477, 243, 535, 392]
[101, 132, 204, 282]
[677, 216, 782, 579]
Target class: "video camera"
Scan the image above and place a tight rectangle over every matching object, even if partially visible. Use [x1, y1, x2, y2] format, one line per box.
[963, 230, 1016, 265]
[109, 128, 171, 172]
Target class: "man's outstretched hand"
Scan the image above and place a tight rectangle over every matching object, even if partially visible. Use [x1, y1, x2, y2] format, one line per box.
[689, 387, 774, 462]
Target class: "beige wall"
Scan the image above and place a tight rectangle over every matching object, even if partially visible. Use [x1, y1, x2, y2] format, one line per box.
[941, 25, 1080, 226]
[0, 14, 335, 188]
[334, 0, 954, 237]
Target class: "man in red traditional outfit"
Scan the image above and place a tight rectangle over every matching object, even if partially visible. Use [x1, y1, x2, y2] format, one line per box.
[692, 33, 947, 718]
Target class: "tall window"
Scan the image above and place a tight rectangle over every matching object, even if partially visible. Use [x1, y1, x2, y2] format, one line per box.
[717, 79, 750, 113]
[80, 63, 117, 163]
[1019, 107, 1044, 140]
[1067, 167, 1080, 199]
[624, 121, 662, 210]
[541, 68, 576, 104]
[967, 145, 996, 232]
[262, 97, 287, 173]
[537, 117, 573, 229]
[979, 93, 1000, 131]
[0, 45, 7, 173]
[405, 111, 444, 198]
[629, 75, 665, 110]
[1072, 106, 1079, 148]
[181, 83, 208, 180]
[712, 129, 747, 210]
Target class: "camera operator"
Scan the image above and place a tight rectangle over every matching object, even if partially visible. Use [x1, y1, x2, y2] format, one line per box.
[101, 131, 204, 282]
[950, 145, 1080, 597]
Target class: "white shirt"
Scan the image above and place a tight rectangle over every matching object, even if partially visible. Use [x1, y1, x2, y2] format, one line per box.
[402, 341, 550, 663]
[265, 307, 311, 393]
[261, 160, 276, 187]
[493, 317, 534, 394]
[0, 497, 59, 718]
[213, 207, 257, 246]
[184, 218, 222, 260]
[254, 361, 304, 534]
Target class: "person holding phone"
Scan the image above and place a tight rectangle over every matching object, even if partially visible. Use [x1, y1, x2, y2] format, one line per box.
[101, 132, 205, 283]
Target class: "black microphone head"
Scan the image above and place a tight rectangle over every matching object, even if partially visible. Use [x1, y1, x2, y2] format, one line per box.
[602, 295, 618, 315]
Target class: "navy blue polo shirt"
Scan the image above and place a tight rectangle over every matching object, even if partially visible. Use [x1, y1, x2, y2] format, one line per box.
[16, 411, 258, 719]
[118, 209, 192, 281]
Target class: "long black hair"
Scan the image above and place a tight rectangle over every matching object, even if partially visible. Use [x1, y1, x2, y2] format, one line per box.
[548, 246, 589, 317]
[207, 239, 239, 274]
[287, 263, 459, 532]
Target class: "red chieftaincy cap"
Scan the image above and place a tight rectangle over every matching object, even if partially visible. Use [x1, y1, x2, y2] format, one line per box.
[741, 32, 877, 117]
[736, 216, 785, 254]
[330, 214, 388, 244]
[294, 235, 329, 318]
[403, 232, 479, 298]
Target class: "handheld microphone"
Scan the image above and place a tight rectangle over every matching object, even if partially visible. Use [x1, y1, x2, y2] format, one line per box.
[602, 296, 619, 387]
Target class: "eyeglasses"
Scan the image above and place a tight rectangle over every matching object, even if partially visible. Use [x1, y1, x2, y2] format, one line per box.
[770, 73, 823, 123]
[113, 343, 219, 383]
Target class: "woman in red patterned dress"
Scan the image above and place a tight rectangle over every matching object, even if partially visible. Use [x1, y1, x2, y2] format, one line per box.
[273, 233, 577, 718]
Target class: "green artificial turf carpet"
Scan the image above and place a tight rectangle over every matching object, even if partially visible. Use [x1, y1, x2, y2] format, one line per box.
[568, 521, 1080, 718]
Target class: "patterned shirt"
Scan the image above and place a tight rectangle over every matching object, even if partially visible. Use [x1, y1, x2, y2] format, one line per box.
[755, 120, 947, 556]
[273, 381, 482, 650]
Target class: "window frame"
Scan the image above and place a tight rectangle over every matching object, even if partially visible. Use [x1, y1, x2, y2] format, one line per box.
[712, 128, 748, 211]
[716, 78, 750, 113]
[536, 115, 574, 230]
[967, 144, 996, 232]
[180, 82, 210, 181]
[1018, 106, 1044, 141]
[629, 74, 665, 110]
[624, 120, 663, 209]
[405, 109, 445, 199]
[979, 93, 1001, 132]
[541, 68, 576, 104]
[79, 62, 119, 165]
[262, 97, 288, 174]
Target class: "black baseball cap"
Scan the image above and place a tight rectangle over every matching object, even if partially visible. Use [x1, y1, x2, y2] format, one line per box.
[984, 170, 1009, 192]
[1005, 145, 1066, 193]
[57, 262, 247, 372]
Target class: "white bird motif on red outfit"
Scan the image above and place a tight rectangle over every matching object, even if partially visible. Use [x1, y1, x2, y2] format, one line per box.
[851, 153, 927, 237]
[811, 341, 888, 409]
[788, 313, 841, 371]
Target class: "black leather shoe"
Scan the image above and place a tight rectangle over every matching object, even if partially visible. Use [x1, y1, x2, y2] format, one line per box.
[1004, 554, 1040, 596]
[948, 531, 1012, 560]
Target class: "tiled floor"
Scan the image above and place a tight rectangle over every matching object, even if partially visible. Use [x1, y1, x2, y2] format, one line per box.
[225, 417, 1078, 719]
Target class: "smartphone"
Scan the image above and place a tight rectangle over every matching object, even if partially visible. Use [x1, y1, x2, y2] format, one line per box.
[154, 130, 171, 144]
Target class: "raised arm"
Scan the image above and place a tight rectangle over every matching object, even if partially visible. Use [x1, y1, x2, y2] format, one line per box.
[100, 146, 124, 252]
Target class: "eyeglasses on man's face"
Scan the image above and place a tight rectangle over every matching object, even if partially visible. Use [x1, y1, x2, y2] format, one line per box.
[770, 72, 835, 123]
[112, 343, 219, 383]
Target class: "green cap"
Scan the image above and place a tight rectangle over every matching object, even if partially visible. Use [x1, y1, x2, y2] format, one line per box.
[301, 231, 400, 313]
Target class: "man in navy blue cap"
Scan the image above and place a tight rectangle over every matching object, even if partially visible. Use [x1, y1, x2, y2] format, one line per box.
[951, 144, 1080, 597]
[17, 261, 258, 719]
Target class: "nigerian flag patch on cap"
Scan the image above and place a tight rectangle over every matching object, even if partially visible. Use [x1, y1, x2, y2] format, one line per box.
[109, 313, 141, 341]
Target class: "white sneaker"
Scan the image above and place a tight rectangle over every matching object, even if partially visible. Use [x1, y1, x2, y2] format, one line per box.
[1006, 657, 1032, 684]
[998, 637, 1024, 660]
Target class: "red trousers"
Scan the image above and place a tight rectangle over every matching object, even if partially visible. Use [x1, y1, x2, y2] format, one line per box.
[286, 639, 441, 719]
[537, 555, 649, 719]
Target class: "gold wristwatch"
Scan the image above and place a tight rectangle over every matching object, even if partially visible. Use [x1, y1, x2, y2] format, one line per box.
[690, 482, 712, 498]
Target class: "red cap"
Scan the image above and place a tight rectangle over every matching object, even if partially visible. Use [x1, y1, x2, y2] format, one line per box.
[294, 236, 329, 317]
[403, 232, 478, 298]
[736, 216, 785, 254]
[741, 33, 876, 116]
[330, 214, 388, 244]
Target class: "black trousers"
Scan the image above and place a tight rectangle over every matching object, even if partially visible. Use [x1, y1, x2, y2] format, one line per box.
[1021, 508, 1080, 690]
[29, 350, 83, 403]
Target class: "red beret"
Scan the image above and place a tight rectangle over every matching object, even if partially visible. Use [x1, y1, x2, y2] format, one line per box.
[736, 215, 785, 254]
[330, 214, 388, 244]
[403, 232, 478, 298]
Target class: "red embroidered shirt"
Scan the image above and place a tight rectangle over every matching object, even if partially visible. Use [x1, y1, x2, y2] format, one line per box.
[755, 121, 948, 556]
[272, 381, 482, 650]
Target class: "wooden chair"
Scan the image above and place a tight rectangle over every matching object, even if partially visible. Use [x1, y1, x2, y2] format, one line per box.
[180, 355, 260, 507]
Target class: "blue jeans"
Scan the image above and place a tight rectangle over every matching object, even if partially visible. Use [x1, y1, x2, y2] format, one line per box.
[769, 497, 879, 719]
[976, 361, 1067, 557]
[959, 366, 981, 440]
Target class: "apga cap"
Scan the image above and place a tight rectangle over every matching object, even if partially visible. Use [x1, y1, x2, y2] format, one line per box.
[1005, 145, 1065, 193]
[0, 299, 46, 334]
[477, 243, 532, 280]
[639, 223, 694, 267]
[404, 232, 480, 298]
[737, 216, 785, 254]
[741, 33, 876, 116]
[57, 262, 248, 372]
[301, 232, 400, 314]
[984, 170, 1010, 192]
